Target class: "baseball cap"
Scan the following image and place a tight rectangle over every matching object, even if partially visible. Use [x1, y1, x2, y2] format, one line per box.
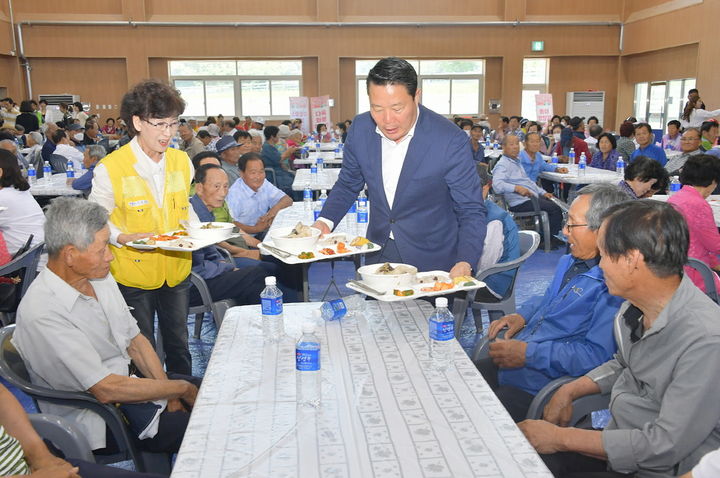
[277, 124, 291, 139]
[207, 124, 220, 137]
[67, 123, 85, 131]
[216, 135, 241, 153]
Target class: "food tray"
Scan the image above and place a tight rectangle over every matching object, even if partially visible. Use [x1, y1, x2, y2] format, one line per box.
[258, 233, 381, 264]
[127, 230, 239, 252]
[346, 270, 486, 302]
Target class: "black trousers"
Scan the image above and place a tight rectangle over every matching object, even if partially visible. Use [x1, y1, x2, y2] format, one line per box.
[475, 357, 536, 422]
[67, 458, 166, 478]
[189, 265, 267, 307]
[118, 279, 192, 375]
[541, 451, 633, 477]
[510, 197, 564, 237]
[96, 373, 202, 456]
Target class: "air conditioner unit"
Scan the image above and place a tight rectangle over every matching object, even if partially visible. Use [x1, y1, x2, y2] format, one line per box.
[566, 91, 605, 125]
[38, 94, 80, 105]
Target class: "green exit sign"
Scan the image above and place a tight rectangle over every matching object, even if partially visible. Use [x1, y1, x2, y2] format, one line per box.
[531, 41, 544, 52]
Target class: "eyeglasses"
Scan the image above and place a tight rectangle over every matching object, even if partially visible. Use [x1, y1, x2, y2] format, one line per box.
[680, 137, 700, 142]
[562, 219, 588, 230]
[143, 119, 180, 131]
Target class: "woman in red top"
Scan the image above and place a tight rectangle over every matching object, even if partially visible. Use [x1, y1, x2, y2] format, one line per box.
[554, 127, 591, 163]
[100, 118, 116, 135]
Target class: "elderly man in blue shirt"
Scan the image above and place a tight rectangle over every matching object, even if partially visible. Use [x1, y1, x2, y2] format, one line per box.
[630, 123, 667, 166]
[475, 183, 630, 422]
[226, 152, 293, 239]
[492, 134, 564, 247]
[69, 144, 105, 194]
[520, 132, 568, 182]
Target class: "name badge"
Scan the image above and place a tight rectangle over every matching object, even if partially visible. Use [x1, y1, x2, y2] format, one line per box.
[129, 199, 149, 207]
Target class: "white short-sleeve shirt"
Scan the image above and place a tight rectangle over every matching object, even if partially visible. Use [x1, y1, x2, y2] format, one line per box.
[13, 268, 141, 450]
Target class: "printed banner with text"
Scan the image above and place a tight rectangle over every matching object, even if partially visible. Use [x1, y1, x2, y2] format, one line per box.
[310, 95, 331, 131]
[289, 96, 310, 135]
[535, 93, 554, 125]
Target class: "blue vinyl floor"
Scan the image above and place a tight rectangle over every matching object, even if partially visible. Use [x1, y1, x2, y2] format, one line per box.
[3, 246, 564, 420]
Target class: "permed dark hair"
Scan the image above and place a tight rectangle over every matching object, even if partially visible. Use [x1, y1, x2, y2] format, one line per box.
[120, 79, 185, 137]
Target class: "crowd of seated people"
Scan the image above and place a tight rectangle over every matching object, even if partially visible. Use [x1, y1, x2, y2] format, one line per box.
[3, 79, 720, 478]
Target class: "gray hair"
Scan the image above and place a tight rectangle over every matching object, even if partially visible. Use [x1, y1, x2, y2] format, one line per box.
[575, 183, 633, 231]
[86, 144, 107, 162]
[0, 139, 16, 151]
[44, 197, 108, 257]
[28, 131, 43, 145]
[501, 134, 520, 147]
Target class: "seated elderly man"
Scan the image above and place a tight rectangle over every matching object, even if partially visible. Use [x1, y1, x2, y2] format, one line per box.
[178, 123, 205, 160]
[476, 183, 629, 421]
[226, 152, 292, 238]
[189, 164, 279, 305]
[520, 132, 568, 182]
[475, 164, 520, 300]
[492, 134, 564, 248]
[52, 128, 84, 171]
[70, 144, 106, 193]
[520, 200, 720, 477]
[216, 135, 244, 186]
[665, 127, 704, 175]
[13, 198, 200, 454]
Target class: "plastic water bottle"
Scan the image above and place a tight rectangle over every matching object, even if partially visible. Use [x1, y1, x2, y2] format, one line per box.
[357, 190, 368, 209]
[260, 276, 284, 343]
[670, 176, 681, 195]
[578, 152, 587, 177]
[347, 201, 357, 235]
[303, 182, 313, 210]
[428, 297, 455, 371]
[27, 163, 36, 185]
[315, 141, 321, 150]
[296, 322, 321, 407]
[551, 152, 559, 164]
[320, 299, 347, 321]
[42, 161, 51, 183]
[310, 162, 318, 186]
[65, 161, 75, 184]
[313, 200, 323, 221]
[356, 198, 368, 228]
[493, 142, 499, 152]
[316, 157, 324, 182]
[319, 189, 328, 206]
[334, 146, 341, 159]
[569, 147, 576, 164]
[616, 155, 625, 176]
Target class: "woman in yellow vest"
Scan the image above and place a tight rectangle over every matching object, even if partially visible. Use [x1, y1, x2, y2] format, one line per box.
[90, 80, 198, 375]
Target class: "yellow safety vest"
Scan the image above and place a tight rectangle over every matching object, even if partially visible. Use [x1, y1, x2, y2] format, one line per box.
[103, 143, 192, 289]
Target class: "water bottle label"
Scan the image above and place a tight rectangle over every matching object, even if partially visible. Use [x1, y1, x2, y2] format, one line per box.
[314, 209, 321, 221]
[311, 166, 317, 173]
[579, 163, 586, 169]
[28, 170, 36, 177]
[296, 348, 320, 371]
[66, 171, 75, 178]
[261, 296, 283, 315]
[303, 189, 313, 200]
[322, 299, 347, 321]
[671, 183, 681, 192]
[429, 317, 454, 341]
[357, 211, 368, 223]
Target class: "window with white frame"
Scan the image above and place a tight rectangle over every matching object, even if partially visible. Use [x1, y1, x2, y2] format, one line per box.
[633, 78, 695, 130]
[169, 60, 302, 118]
[355, 59, 484, 116]
[521, 58, 549, 121]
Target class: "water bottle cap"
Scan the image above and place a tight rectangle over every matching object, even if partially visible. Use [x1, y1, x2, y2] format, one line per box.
[265, 276, 277, 286]
[302, 322, 316, 334]
[321, 189, 326, 194]
[435, 297, 448, 308]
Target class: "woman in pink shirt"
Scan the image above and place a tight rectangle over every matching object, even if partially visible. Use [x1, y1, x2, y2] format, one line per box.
[668, 154, 720, 293]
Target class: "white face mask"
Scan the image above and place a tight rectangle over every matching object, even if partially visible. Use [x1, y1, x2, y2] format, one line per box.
[335, 129, 341, 135]
[73, 133, 84, 142]
[553, 133, 561, 141]
[465, 129, 471, 136]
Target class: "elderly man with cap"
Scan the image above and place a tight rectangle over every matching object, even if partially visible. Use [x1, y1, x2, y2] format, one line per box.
[216, 135, 243, 186]
[67, 122, 86, 148]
